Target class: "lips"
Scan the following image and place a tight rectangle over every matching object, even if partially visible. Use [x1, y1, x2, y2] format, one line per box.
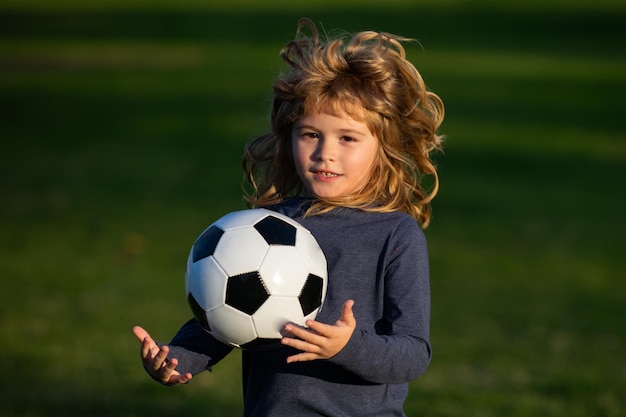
[313, 170, 339, 178]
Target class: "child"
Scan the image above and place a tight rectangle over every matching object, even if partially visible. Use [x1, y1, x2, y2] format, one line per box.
[133, 17, 444, 416]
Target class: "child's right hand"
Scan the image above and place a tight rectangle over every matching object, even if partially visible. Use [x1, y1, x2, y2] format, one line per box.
[132, 326, 193, 386]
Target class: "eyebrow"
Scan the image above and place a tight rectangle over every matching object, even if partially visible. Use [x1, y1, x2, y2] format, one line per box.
[294, 124, 368, 136]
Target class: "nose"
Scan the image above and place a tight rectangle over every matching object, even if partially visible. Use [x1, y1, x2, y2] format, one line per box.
[313, 139, 336, 162]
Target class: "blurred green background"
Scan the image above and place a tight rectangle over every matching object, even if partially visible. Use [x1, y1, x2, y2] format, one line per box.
[1, 0, 624, 416]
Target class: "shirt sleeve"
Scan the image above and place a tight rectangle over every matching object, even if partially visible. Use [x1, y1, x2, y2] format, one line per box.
[166, 319, 234, 375]
[329, 218, 432, 384]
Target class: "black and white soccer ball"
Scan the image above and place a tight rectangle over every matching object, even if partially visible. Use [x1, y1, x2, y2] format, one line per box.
[185, 208, 328, 350]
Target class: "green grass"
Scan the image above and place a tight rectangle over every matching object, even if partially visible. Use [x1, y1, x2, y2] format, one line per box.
[1, 2, 625, 416]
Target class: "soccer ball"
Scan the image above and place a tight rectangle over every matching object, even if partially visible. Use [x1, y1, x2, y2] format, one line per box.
[185, 208, 328, 350]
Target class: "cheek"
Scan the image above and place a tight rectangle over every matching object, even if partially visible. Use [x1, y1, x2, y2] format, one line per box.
[291, 142, 307, 175]
[359, 145, 380, 173]
[356, 149, 381, 186]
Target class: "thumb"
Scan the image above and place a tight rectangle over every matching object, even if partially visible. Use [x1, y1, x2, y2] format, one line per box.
[338, 299, 356, 327]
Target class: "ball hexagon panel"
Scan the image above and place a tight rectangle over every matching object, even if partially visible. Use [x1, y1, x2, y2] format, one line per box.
[213, 227, 269, 277]
[295, 229, 328, 280]
[258, 245, 311, 296]
[225, 271, 270, 315]
[252, 296, 304, 339]
[254, 215, 297, 246]
[206, 305, 257, 348]
[215, 208, 274, 231]
[186, 255, 229, 311]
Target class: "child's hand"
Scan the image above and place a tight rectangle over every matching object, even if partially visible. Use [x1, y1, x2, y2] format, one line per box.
[132, 326, 193, 385]
[282, 299, 356, 363]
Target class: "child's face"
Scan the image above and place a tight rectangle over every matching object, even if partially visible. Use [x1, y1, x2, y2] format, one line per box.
[291, 111, 379, 199]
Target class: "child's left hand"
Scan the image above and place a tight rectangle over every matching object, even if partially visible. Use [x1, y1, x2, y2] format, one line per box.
[282, 299, 356, 363]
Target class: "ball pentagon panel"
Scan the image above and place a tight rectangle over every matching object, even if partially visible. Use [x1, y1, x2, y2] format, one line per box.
[225, 271, 270, 315]
[192, 225, 224, 262]
[254, 215, 297, 246]
[187, 293, 210, 331]
[299, 274, 325, 316]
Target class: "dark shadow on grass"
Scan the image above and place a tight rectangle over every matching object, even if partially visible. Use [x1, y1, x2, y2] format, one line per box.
[0, 7, 623, 57]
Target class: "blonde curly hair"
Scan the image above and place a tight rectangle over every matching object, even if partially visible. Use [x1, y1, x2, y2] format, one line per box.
[243, 18, 444, 227]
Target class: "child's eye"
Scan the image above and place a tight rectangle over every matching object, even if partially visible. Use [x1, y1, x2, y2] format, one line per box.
[301, 132, 318, 139]
[341, 136, 355, 142]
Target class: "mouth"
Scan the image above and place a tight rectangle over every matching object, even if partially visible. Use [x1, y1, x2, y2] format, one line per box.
[312, 170, 340, 178]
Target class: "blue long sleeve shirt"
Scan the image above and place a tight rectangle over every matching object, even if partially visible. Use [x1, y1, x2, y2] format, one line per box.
[167, 198, 432, 416]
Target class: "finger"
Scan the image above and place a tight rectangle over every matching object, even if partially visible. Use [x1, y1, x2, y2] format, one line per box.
[286, 352, 320, 363]
[172, 372, 194, 385]
[132, 325, 149, 342]
[285, 323, 325, 344]
[304, 319, 333, 336]
[301, 300, 356, 335]
[135, 326, 160, 361]
[152, 345, 170, 371]
[162, 359, 193, 385]
[140, 337, 152, 360]
[281, 335, 320, 353]
[159, 356, 178, 380]
[140, 335, 160, 361]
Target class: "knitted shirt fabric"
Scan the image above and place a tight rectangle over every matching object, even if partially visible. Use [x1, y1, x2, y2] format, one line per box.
[167, 198, 432, 416]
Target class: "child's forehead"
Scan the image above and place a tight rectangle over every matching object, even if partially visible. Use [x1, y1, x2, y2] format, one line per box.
[304, 98, 370, 122]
